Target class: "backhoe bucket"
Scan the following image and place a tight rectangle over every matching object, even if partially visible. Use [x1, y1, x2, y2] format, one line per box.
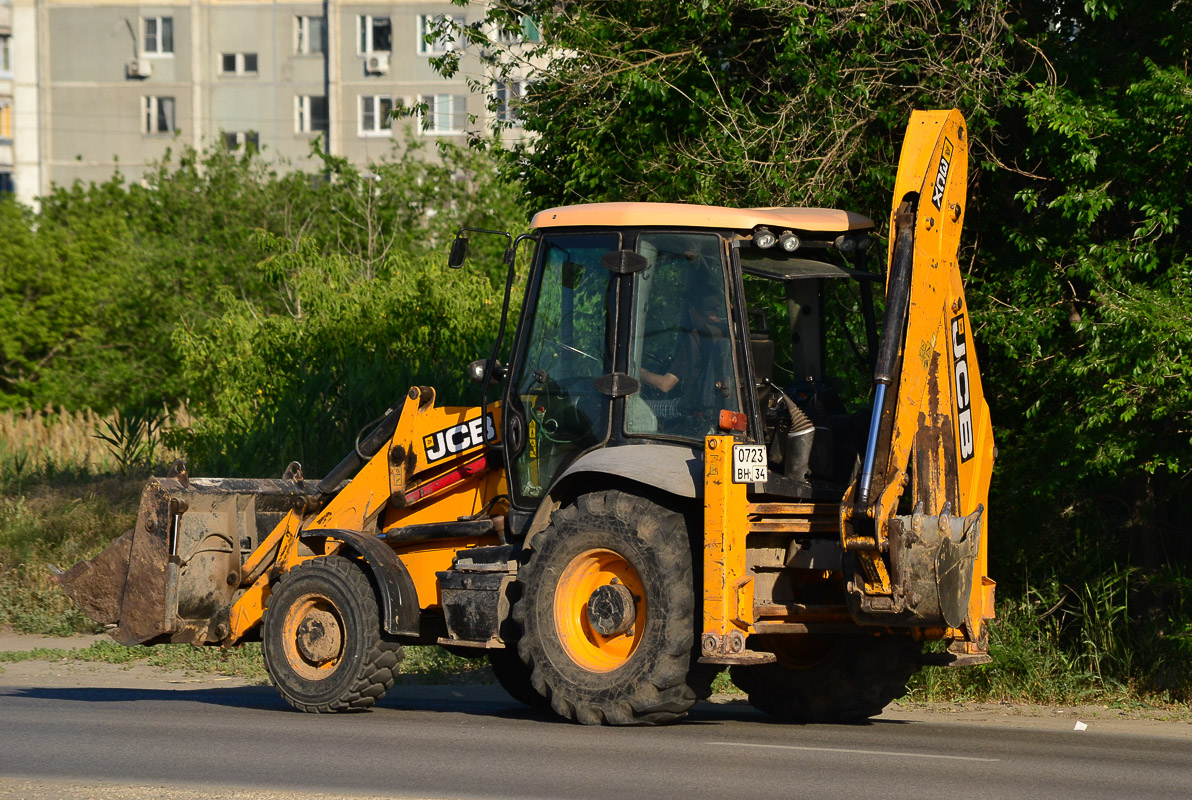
[848, 506, 984, 629]
[59, 475, 315, 646]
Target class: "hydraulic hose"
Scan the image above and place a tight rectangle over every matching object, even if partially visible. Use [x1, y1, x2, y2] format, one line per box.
[858, 200, 916, 506]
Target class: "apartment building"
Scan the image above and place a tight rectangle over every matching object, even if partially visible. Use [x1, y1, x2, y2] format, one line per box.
[6, 1, 527, 207]
[1, 1, 12, 195]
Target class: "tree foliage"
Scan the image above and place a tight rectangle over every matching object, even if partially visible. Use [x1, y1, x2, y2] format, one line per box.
[168, 140, 524, 476]
[440, 0, 1015, 211]
[173, 236, 506, 477]
[0, 138, 523, 420]
[967, 1, 1192, 591]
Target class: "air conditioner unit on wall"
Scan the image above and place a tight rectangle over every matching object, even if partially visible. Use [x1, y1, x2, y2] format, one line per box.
[366, 52, 391, 75]
[126, 58, 152, 79]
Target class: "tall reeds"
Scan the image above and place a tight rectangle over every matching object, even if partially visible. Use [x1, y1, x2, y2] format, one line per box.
[0, 406, 190, 486]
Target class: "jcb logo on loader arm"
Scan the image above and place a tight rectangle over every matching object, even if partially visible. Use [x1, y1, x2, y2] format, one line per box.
[951, 314, 974, 462]
[931, 139, 954, 210]
[423, 414, 497, 463]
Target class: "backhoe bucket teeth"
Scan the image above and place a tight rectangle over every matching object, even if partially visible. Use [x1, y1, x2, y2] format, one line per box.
[60, 476, 315, 646]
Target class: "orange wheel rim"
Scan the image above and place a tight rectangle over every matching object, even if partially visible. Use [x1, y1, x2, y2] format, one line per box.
[282, 593, 345, 681]
[554, 548, 646, 673]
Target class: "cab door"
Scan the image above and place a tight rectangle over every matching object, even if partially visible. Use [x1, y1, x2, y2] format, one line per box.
[504, 232, 621, 507]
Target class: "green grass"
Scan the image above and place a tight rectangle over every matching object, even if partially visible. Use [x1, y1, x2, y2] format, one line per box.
[909, 577, 1192, 705]
[0, 474, 143, 635]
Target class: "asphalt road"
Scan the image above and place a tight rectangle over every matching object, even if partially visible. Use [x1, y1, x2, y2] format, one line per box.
[1, 676, 1190, 800]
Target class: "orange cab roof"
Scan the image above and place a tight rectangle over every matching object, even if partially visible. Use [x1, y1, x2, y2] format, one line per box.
[530, 202, 873, 232]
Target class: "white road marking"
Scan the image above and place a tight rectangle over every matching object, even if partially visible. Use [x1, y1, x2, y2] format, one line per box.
[711, 741, 1000, 763]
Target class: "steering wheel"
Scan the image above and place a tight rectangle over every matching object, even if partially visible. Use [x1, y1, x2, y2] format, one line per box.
[528, 374, 599, 445]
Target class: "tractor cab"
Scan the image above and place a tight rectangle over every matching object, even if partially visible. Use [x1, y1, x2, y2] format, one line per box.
[494, 202, 880, 525]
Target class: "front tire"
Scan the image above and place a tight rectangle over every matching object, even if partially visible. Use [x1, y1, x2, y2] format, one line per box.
[514, 490, 701, 725]
[731, 635, 921, 723]
[262, 556, 403, 713]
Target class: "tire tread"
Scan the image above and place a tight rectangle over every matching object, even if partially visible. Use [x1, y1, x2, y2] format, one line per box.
[514, 490, 701, 726]
[262, 556, 403, 713]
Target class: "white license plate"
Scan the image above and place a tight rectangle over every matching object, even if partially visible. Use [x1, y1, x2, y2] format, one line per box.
[732, 444, 768, 484]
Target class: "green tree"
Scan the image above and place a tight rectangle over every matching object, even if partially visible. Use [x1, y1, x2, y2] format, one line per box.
[436, 0, 1016, 211]
[0, 137, 524, 416]
[0, 194, 133, 409]
[970, 2, 1192, 590]
[167, 139, 526, 476]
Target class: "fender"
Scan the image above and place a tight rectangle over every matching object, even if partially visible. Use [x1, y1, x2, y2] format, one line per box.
[301, 529, 421, 636]
[524, 443, 702, 542]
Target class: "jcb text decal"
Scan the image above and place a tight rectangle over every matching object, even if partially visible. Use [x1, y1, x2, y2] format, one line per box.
[951, 314, 974, 462]
[931, 138, 954, 210]
[423, 414, 497, 464]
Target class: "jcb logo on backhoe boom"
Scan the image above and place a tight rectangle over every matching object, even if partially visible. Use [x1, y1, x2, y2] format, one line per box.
[423, 414, 497, 464]
[931, 139, 954, 210]
[951, 314, 974, 462]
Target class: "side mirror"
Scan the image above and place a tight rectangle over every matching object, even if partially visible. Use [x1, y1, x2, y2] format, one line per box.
[448, 236, 469, 269]
[467, 359, 507, 384]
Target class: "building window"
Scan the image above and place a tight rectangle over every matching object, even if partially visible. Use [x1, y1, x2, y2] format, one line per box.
[357, 15, 391, 55]
[421, 93, 466, 134]
[496, 15, 541, 45]
[143, 17, 174, 55]
[224, 131, 259, 151]
[295, 16, 326, 55]
[359, 94, 393, 136]
[494, 81, 525, 125]
[296, 95, 328, 134]
[0, 100, 11, 141]
[220, 52, 259, 76]
[0, 34, 12, 76]
[417, 14, 459, 56]
[0, 173, 14, 195]
[142, 96, 176, 134]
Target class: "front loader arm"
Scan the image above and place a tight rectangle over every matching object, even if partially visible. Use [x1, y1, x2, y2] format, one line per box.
[62, 385, 506, 648]
[843, 110, 995, 651]
[227, 386, 506, 642]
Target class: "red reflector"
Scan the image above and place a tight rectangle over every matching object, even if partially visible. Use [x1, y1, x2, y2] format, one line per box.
[718, 410, 748, 432]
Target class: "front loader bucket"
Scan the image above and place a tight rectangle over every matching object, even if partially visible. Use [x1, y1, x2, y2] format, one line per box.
[60, 475, 316, 646]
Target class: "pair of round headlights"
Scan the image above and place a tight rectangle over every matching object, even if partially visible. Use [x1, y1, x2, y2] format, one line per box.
[752, 226, 801, 252]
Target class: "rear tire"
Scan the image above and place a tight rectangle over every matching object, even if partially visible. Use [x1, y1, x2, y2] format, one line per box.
[488, 648, 550, 709]
[731, 635, 920, 723]
[514, 490, 702, 725]
[262, 556, 403, 713]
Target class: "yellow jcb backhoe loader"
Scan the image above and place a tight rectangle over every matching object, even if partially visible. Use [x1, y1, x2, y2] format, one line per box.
[60, 109, 994, 725]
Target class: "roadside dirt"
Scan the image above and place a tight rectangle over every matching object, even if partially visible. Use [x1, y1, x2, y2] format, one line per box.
[881, 698, 1192, 737]
[0, 631, 107, 652]
[0, 630, 251, 691]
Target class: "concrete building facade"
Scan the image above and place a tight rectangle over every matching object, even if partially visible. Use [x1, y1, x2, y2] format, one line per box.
[5, 0, 525, 207]
[1, 0, 13, 194]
